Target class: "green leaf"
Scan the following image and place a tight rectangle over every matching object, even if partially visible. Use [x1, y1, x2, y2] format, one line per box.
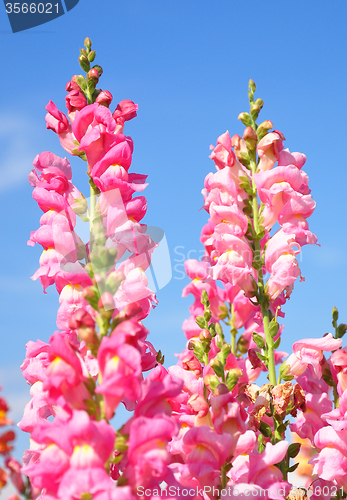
[287, 463, 299, 473]
[259, 421, 272, 438]
[287, 442, 301, 459]
[256, 351, 267, 362]
[337, 323, 347, 338]
[273, 337, 281, 349]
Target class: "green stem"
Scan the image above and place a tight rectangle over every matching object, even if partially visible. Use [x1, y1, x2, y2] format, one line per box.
[230, 304, 237, 355]
[250, 158, 277, 387]
[89, 179, 97, 251]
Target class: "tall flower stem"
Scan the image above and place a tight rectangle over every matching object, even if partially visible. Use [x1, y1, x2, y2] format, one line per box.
[89, 179, 97, 251]
[250, 158, 277, 387]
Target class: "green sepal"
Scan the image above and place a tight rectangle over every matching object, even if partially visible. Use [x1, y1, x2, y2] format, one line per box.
[196, 316, 207, 329]
[253, 333, 265, 349]
[156, 350, 165, 365]
[269, 319, 280, 338]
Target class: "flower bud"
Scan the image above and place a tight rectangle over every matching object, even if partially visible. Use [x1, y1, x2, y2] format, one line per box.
[249, 79, 256, 93]
[84, 37, 92, 50]
[82, 287, 99, 310]
[117, 301, 143, 322]
[98, 292, 115, 311]
[74, 75, 87, 91]
[203, 374, 220, 392]
[88, 50, 96, 62]
[218, 304, 228, 320]
[199, 329, 212, 342]
[79, 55, 90, 73]
[243, 126, 258, 151]
[92, 64, 103, 76]
[95, 90, 113, 107]
[87, 68, 99, 82]
[69, 309, 95, 329]
[215, 383, 229, 395]
[182, 352, 202, 376]
[210, 358, 225, 378]
[105, 270, 124, 293]
[238, 112, 252, 127]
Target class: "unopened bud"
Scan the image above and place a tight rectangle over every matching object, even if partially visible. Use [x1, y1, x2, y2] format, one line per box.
[79, 326, 97, 345]
[115, 434, 128, 453]
[95, 90, 113, 107]
[218, 304, 228, 320]
[220, 343, 231, 360]
[105, 270, 124, 293]
[203, 374, 220, 392]
[199, 329, 212, 343]
[237, 335, 249, 354]
[215, 383, 229, 395]
[256, 120, 274, 141]
[210, 358, 225, 378]
[87, 68, 99, 81]
[243, 126, 258, 151]
[92, 65, 103, 76]
[88, 50, 96, 62]
[98, 292, 115, 311]
[117, 301, 143, 322]
[82, 287, 99, 309]
[69, 309, 95, 330]
[249, 79, 256, 93]
[75, 75, 87, 91]
[84, 37, 92, 50]
[79, 55, 90, 73]
[182, 352, 202, 376]
[238, 112, 252, 127]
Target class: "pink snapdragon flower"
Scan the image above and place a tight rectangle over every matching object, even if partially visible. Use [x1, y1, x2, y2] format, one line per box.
[284, 333, 342, 378]
[330, 348, 347, 395]
[256, 130, 285, 171]
[95, 332, 142, 418]
[45, 101, 77, 155]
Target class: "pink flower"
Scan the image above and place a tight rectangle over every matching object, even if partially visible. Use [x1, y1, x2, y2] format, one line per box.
[210, 392, 247, 455]
[45, 101, 77, 155]
[290, 392, 332, 442]
[285, 333, 342, 378]
[209, 131, 236, 170]
[113, 99, 138, 133]
[257, 130, 285, 171]
[95, 334, 142, 418]
[181, 425, 232, 488]
[321, 389, 347, 431]
[43, 332, 90, 410]
[330, 348, 347, 395]
[312, 426, 347, 487]
[124, 415, 178, 488]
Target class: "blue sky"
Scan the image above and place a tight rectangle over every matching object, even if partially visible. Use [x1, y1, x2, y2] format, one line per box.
[1, 0, 347, 470]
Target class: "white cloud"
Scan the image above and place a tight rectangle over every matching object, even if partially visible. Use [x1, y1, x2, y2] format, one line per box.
[0, 114, 41, 191]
